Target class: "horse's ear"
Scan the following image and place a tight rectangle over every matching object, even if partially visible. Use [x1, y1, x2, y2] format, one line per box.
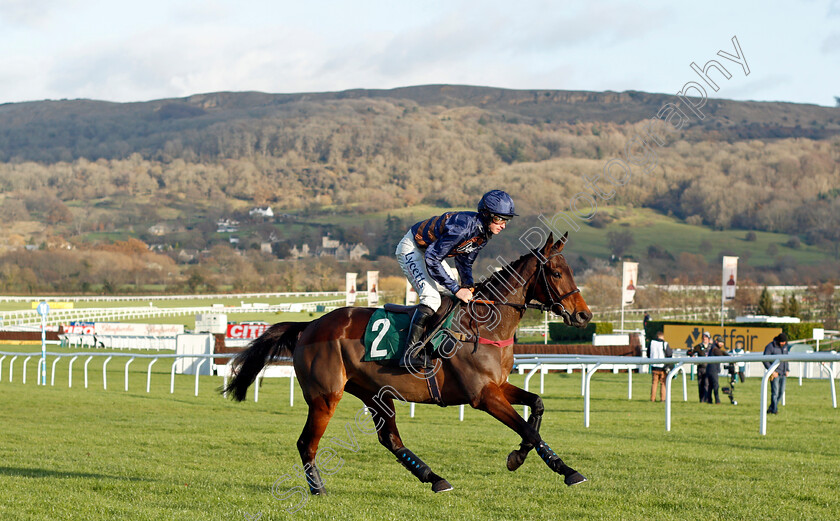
[551, 231, 569, 253]
[542, 233, 554, 255]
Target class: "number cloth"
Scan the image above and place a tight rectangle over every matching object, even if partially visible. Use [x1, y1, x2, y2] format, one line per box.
[363, 308, 455, 362]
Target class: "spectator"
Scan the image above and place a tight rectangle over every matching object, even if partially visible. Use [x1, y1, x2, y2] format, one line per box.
[732, 340, 746, 382]
[705, 337, 728, 404]
[649, 331, 672, 402]
[763, 333, 789, 414]
[643, 312, 651, 330]
[688, 331, 711, 402]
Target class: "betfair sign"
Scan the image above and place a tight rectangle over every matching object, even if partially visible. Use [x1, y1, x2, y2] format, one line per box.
[664, 324, 782, 353]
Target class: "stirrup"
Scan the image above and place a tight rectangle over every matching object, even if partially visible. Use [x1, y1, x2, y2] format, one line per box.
[399, 342, 432, 369]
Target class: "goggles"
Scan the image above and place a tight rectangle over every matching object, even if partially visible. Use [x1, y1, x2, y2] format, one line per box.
[490, 214, 511, 224]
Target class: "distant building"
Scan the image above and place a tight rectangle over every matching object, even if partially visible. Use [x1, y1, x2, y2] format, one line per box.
[249, 207, 274, 218]
[321, 236, 341, 250]
[148, 223, 168, 236]
[288, 235, 370, 261]
[260, 242, 273, 254]
[177, 249, 199, 263]
[348, 243, 370, 260]
[289, 244, 311, 258]
[216, 219, 239, 233]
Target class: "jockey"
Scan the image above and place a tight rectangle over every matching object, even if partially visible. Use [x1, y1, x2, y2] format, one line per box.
[396, 189, 517, 368]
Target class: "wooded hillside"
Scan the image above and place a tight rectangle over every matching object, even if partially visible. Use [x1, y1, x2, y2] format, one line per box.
[0, 85, 838, 293]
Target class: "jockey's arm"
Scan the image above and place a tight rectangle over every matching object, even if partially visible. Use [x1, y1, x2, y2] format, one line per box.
[454, 249, 480, 288]
[424, 232, 465, 295]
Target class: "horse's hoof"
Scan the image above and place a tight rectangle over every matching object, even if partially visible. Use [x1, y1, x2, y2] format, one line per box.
[564, 471, 587, 486]
[432, 479, 453, 493]
[506, 450, 525, 472]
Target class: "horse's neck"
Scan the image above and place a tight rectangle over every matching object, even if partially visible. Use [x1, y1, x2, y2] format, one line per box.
[470, 256, 538, 340]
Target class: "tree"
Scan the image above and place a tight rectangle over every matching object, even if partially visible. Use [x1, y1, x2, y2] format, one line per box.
[607, 230, 635, 259]
[758, 287, 775, 315]
[787, 294, 800, 318]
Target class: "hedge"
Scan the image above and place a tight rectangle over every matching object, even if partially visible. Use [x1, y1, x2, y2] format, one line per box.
[644, 320, 824, 343]
[548, 321, 613, 343]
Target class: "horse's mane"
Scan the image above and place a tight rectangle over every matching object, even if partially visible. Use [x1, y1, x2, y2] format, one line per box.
[473, 249, 535, 296]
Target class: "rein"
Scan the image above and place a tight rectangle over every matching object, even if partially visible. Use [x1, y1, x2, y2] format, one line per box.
[448, 253, 580, 349]
[471, 252, 580, 314]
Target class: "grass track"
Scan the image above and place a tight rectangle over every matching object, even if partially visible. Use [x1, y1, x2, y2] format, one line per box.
[1, 368, 838, 521]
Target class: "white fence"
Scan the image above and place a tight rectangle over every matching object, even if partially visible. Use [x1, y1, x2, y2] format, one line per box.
[513, 352, 840, 435]
[63, 334, 177, 350]
[0, 300, 356, 327]
[0, 350, 296, 404]
[2, 349, 837, 437]
[0, 291, 348, 304]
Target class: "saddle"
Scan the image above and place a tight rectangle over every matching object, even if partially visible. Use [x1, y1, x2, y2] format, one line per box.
[384, 297, 458, 335]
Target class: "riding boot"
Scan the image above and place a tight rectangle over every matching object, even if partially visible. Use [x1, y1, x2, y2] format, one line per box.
[399, 304, 434, 369]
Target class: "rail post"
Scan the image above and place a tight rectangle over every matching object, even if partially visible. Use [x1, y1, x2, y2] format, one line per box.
[665, 362, 684, 432]
[68, 356, 79, 388]
[760, 360, 781, 436]
[194, 358, 206, 397]
[23, 356, 33, 384]
[102, 356, 113, 390]
[584, 363, 602, 428]
[170, 360, 178, 394]
[523, 363, 544, 419]
[8, 355, 18, 382]
[146, 359, 158, 393]
[84, 356, 93, 388]
[124, 357, 135, 391]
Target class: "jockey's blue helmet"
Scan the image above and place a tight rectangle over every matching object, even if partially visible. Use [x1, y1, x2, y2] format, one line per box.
[477, 190, 518, 218]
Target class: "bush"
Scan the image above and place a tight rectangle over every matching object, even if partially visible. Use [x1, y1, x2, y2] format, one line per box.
[785, 236, 801, 249]
[548, 321, 613, 343]
[782, 322, 823, 341]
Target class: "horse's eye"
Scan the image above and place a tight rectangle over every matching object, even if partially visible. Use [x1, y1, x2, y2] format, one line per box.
[552, 271, 562, 278]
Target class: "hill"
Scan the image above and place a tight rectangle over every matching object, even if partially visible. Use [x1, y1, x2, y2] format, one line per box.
[2, 85, 839, 163]
[0, 85, 838, 291]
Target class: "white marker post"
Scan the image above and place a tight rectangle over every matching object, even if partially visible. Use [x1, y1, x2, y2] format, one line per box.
[37, 301, 50, 385]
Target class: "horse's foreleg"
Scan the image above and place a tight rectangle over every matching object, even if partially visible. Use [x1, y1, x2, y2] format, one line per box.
[296, 391, 342, 495]
[500, 382, 543, 472]
[475, 383, 586, 486]
[363, 395, 453, 493]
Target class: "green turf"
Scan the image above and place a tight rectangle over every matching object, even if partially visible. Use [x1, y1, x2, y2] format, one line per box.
[1, 363, 838, 521]
[562, 206, 833, 267]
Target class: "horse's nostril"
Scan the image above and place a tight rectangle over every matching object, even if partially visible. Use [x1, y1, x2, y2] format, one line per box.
[577, 311, 592, 324]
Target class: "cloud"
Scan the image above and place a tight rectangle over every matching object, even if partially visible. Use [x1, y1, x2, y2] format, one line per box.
[821, 31, 840, 53]
[719, 74, 792, 102]
[43, 24, 341, 101]
[311, 2, 673, 93]
[0, 0, 64, 27]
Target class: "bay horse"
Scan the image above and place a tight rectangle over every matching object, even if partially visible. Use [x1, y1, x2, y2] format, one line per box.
[224, 232, 592, 494]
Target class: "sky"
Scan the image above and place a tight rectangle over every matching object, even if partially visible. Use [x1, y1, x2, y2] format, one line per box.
[0, 0, 839, 107]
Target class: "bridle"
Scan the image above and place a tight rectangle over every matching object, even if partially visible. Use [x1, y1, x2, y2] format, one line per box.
[532, 252, 580, 318]
[473, 251, 580, 317]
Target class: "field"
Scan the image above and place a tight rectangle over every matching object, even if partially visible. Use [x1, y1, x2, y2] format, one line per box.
[1, 358, 838, 521]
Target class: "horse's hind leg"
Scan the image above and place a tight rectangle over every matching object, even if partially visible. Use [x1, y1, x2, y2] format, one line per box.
[501, 382, 543, 472]
[297, 391, 342, 495]
[475, 383, 586, 486]
[363, 394, 453, 493]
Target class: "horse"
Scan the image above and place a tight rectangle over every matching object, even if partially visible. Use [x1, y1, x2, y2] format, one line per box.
[224, 232, 592, 494]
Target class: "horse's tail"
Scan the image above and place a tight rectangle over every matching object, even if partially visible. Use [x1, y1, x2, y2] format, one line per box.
[223, 321, 309, 402]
